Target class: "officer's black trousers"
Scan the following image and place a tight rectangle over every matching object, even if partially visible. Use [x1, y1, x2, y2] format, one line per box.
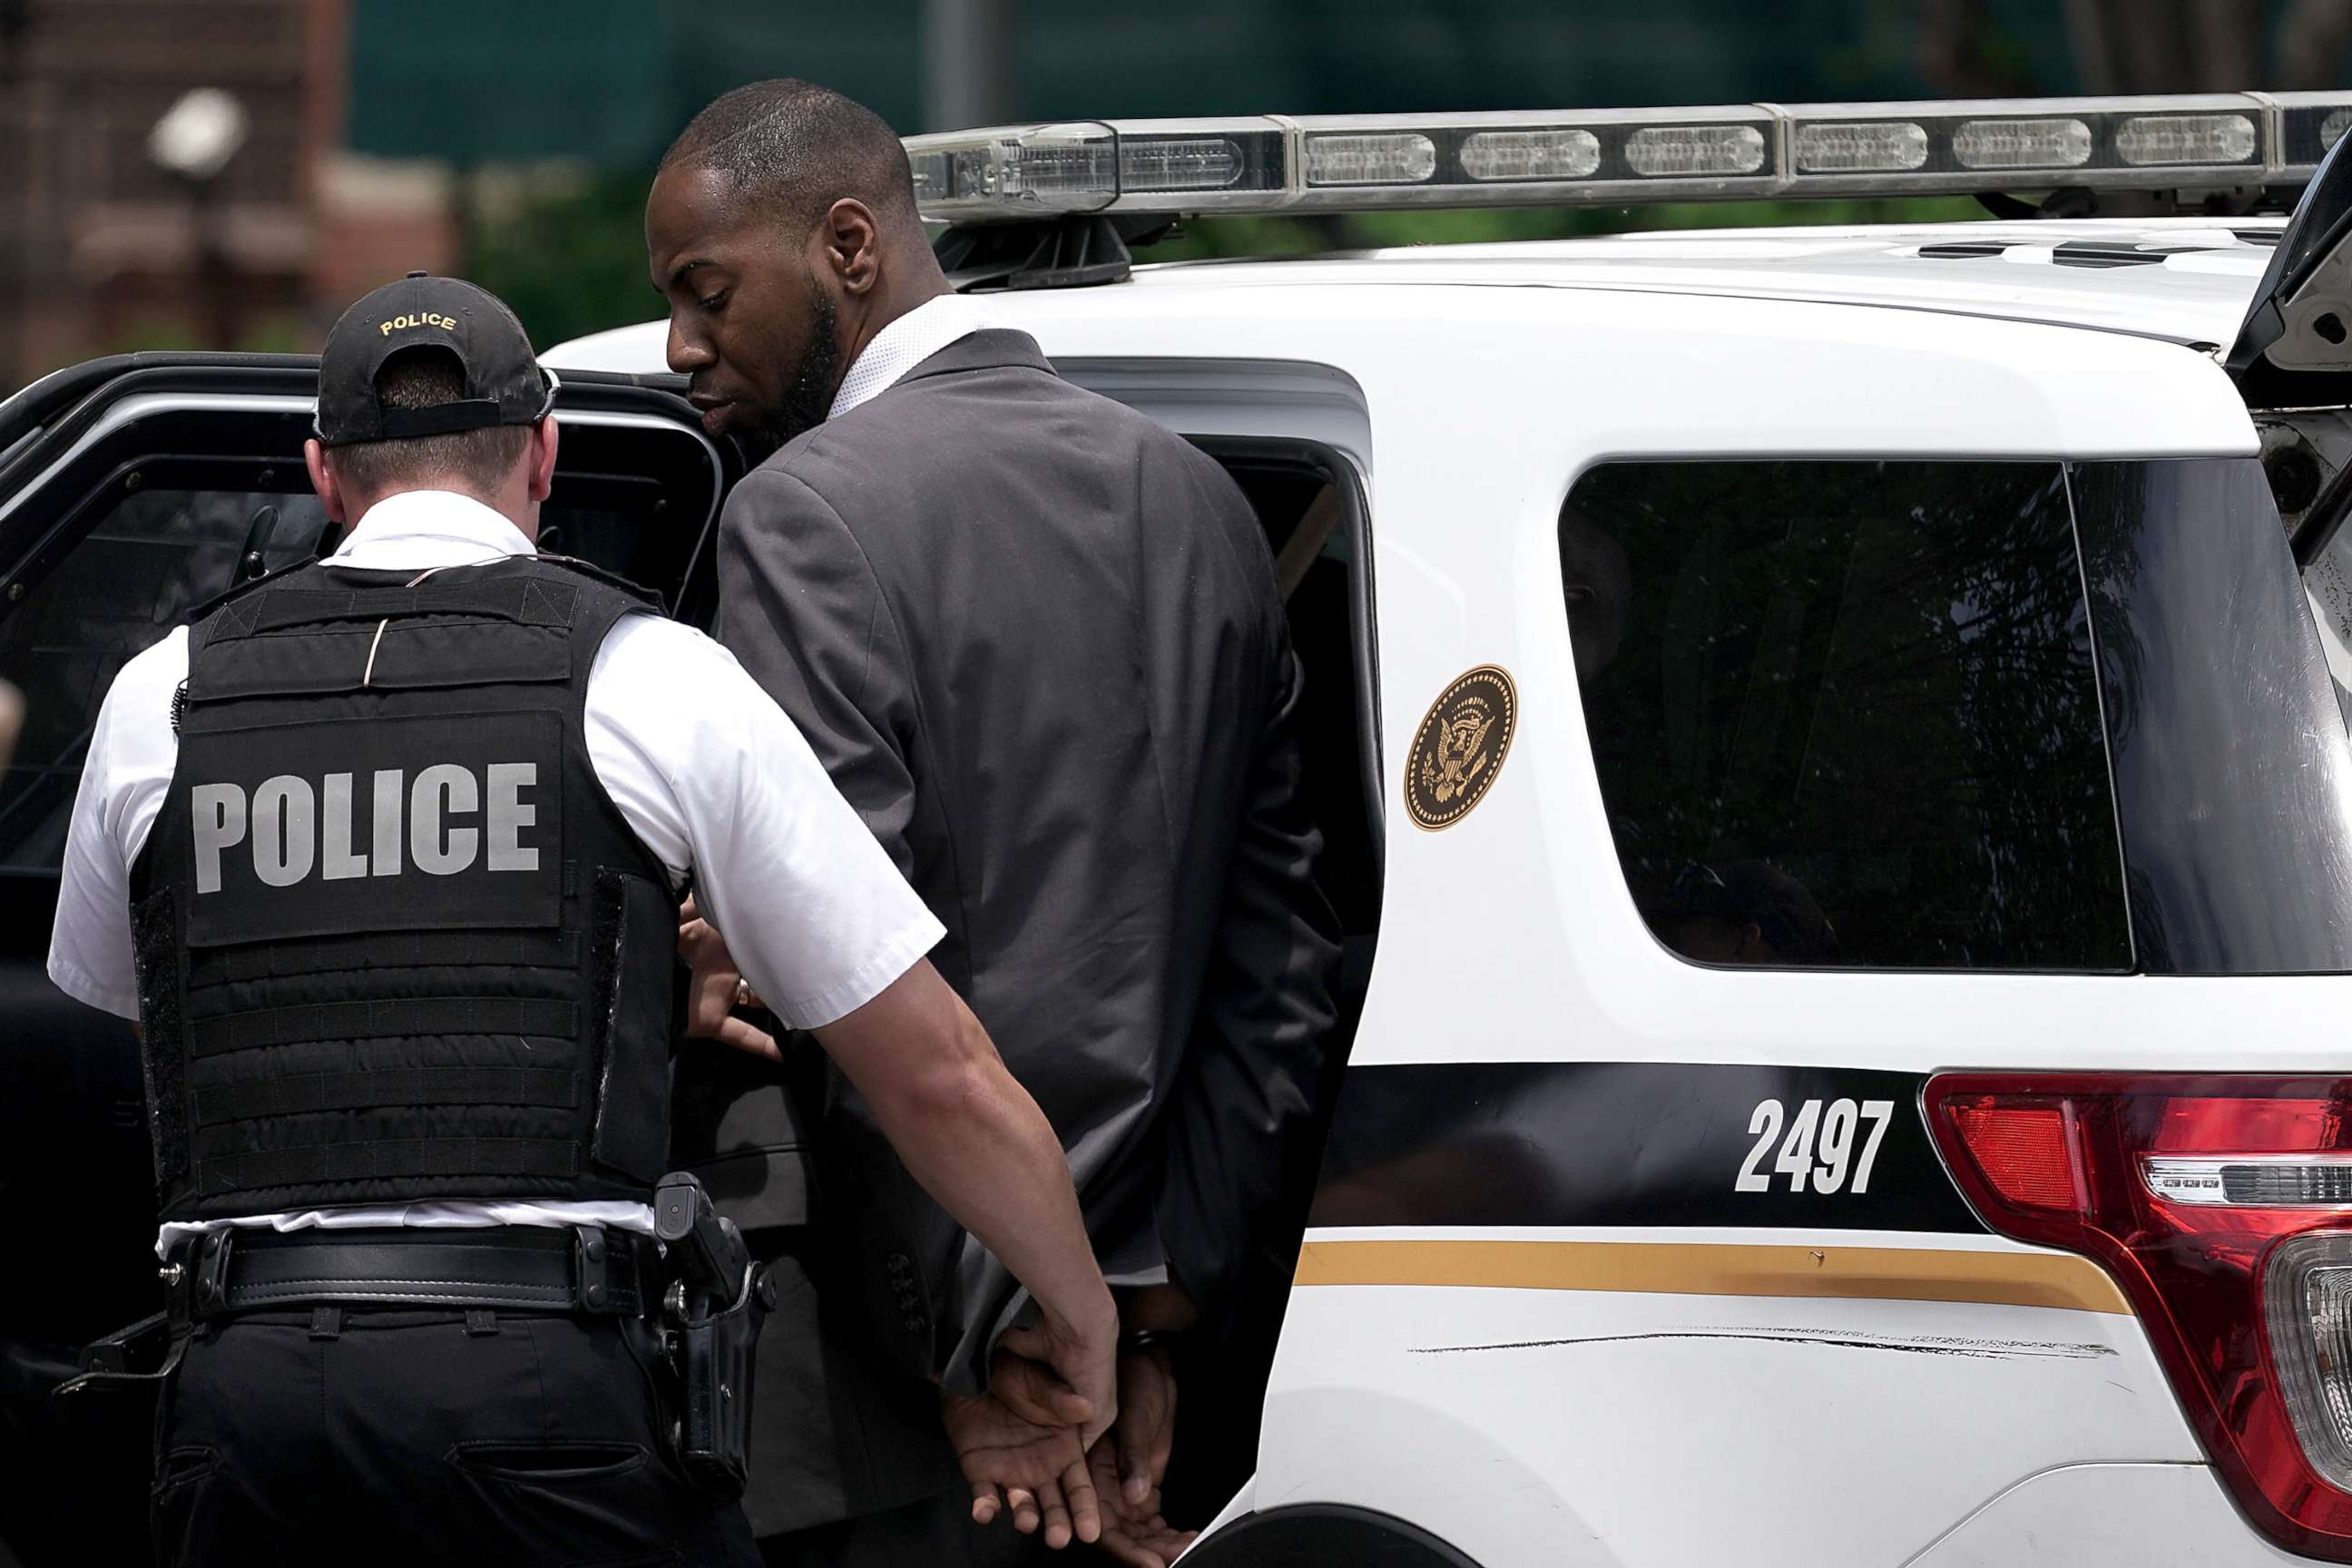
[152, 1305, 760, 1568]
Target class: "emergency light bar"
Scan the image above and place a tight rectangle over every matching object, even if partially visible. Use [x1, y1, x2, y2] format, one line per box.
[906, 91, 2352, 223]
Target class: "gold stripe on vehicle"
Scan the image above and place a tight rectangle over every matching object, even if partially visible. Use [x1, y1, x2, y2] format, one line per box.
[1293, 1239, 2130, 1315]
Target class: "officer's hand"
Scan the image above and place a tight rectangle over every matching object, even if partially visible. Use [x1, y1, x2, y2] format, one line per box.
[677, 897, 779, 1061]
[1084, 1436, 1198, 1568]
[941, 1384, 1101, 1549]
[1000, 1310, 1118, 1454]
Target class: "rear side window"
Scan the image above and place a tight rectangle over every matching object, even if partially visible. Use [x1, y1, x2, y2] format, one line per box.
[2075, 459, 2352, 973]
[1564, 459, 2132, 972]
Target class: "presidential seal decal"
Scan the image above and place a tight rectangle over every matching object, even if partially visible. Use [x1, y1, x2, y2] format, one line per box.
[1405, 665, 1516, 830]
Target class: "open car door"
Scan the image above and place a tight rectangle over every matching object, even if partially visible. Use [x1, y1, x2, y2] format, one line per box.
[2228, 122, 2352, 407]
[0, 352, 732, 1568]
[2222, 131, 2352, 730]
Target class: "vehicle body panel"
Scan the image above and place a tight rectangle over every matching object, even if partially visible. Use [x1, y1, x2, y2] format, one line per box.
[1911, 1464, 2307, 1566]
[1267, 1238, 2200, 1568]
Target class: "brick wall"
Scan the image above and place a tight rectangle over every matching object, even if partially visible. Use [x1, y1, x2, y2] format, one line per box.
[0, 0, 353, 390]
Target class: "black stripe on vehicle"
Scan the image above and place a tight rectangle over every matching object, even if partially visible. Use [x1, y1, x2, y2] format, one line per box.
[1309, 1061, 1985, 1234]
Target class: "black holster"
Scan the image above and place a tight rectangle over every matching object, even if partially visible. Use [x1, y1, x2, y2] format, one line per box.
[669, 1259, 779, 1500]
[655, 1171, 779, 1501]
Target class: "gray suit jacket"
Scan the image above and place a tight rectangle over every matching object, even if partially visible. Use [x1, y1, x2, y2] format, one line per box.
[680, 328, 1339, 1532]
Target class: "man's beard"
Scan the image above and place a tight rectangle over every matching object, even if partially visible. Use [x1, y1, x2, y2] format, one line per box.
[741, 289, 840, 464]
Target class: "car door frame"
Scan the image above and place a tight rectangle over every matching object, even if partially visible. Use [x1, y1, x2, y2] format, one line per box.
[0, 354, 738, 619]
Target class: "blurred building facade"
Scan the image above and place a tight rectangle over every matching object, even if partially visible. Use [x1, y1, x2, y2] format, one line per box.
[0, 0, 456, 395]
[0, 0, 2347, 391]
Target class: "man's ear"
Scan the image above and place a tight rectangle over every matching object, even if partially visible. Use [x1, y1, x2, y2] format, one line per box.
[527, 416, 560, 505]
[304, 437, 349, 525]
[821, 198, 883, 297]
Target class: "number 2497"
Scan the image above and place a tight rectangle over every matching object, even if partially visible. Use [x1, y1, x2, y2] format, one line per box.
[1735, 1099, 1896, 1194]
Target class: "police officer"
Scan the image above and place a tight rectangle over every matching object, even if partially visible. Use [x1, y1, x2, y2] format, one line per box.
[45, 274, 1116, 1567]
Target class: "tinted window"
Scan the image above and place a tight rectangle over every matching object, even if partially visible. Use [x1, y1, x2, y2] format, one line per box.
[1566, 460, 2131, 972]
[2077, 459, 2352, 974]
[0, 487, 327, 876]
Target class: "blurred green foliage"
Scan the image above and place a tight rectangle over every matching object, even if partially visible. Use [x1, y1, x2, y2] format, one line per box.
[466, 170, 664, 351]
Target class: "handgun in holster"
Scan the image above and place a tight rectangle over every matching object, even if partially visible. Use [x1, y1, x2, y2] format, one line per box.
[654, 1171, 779, 1501]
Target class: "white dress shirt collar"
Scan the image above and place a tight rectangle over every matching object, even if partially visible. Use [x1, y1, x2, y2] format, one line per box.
[327, 489, 537, 573]
[828, 293, 997, 421]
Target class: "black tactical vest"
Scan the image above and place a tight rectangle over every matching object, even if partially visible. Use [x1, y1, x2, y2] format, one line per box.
[128, 553, 680, 1221]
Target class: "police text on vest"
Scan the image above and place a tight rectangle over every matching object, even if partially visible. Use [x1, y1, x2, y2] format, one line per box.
[191, 764, 540, 891]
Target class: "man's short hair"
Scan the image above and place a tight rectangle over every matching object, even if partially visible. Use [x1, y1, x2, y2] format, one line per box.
[659, 79, 919, 233]
[326, 348, 534, 498]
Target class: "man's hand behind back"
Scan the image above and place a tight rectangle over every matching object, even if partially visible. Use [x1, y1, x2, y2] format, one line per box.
[1082, 1338, 1196, 1568]
[1085, 1434, 1197, 1568]
[944, 1352, 1102, 1550]
[946, 1335, 1200, 1563]
[1085, 1282, 1197, 1565]
[1109, 1343, 1177, 1512]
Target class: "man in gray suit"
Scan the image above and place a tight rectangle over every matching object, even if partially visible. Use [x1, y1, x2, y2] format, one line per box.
[647, 80, 1340, 1568]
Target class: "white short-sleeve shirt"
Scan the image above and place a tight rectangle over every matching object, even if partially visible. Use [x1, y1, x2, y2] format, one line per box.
[48, 488, 945, 1253]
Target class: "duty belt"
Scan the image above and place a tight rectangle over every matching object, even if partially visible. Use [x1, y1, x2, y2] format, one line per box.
[54, 1224, 652, 1396]
[170, 1224, 655, 1318]
[58, 1176, 768, 1504]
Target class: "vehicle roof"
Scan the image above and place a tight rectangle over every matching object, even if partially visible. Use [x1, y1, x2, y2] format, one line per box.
[544, 215, 2282, 374]
[1138, 217, 2279, 343]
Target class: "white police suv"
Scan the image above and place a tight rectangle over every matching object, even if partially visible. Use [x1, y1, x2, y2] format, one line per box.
[12, 90, 2352, 1568]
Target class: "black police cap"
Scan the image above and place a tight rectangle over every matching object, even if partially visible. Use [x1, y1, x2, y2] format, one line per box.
[313, 271, 554, 446]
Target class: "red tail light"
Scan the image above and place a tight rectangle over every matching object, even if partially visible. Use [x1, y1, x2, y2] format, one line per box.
[1943, 1097, 2086, 1211]
[1926, 1074, 2352, 1559]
